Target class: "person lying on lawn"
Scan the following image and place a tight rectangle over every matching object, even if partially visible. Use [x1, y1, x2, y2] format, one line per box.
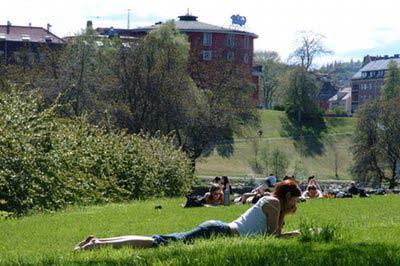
[203, 183, 224, 205]
[74, 180, 302, 251]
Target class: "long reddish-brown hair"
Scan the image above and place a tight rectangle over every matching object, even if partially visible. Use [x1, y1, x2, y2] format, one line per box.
[273, 179, 301, 202]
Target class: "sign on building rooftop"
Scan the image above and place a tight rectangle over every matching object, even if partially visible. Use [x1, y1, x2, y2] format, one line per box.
[231, 14, 246, 27]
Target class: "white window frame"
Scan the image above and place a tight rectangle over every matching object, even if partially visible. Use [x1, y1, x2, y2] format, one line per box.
[203, 32, 212, 46]
[203, 51, 212, 61]
[226, 34, 234, 47]
[243, 53, 249, 64]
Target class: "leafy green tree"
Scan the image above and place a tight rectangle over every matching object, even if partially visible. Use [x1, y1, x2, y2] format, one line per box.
[377, 100, 400, 188]
[351, 101, 385, 186]
[380, 60, 400, 101]
[254, 51, 290, 108]
[115, 22, 258, 169]
[352, 61, 400, 188]
[257, 145, 288, 178]
[270, 148, 289, 178]
[284, 67, 324, 126]
[114, 21, 193, 135]
[55, 29, 117, 119]
[182, 50, 259, 169]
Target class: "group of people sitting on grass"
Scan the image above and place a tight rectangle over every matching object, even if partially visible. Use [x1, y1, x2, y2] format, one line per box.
[183, 173, 374, 209]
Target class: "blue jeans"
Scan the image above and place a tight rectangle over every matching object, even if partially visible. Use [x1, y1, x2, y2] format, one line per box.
[152, 220, 232, 246]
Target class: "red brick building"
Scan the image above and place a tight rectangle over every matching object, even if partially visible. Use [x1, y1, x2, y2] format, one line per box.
[96, 14, 260, 101]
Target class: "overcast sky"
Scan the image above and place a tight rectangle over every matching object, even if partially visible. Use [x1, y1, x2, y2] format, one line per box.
[2, 0, 400, 66]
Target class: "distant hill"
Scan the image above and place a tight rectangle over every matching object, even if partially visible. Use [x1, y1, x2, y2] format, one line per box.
[196, 110, 356, 180]
[318, 60, 362, 87]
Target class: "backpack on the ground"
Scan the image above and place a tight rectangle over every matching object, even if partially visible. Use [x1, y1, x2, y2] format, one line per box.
[182, 195, 205, 207]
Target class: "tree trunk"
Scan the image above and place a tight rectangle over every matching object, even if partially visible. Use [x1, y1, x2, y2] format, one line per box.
[388, 180, 397, 189]
[190, 157, 196, 174]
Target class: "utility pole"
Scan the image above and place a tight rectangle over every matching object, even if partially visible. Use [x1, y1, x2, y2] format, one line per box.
[127, 9, 131, 29]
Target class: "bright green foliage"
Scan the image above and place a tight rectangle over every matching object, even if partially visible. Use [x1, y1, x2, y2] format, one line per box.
[381, 60, 400, 101]
[1, 196, 400, 265]
[254, 51, 291, 108]
[284, 67, 324, 127]
[255, 146, 289, 177]
[352, 61, 400, 188]
[114, 21, 193, 134]
[0, 89, 192, 215]
[351, 101, 383, 186]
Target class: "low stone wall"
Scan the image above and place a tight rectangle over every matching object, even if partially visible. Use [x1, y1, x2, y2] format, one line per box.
[190, 178, 399, 195]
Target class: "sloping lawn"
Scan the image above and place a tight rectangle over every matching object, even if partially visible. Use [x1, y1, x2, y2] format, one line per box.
[1, 195, 399, 265]
[196, 110, 357, 178]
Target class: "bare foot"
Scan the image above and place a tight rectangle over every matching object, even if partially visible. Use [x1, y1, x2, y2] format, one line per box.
[73, 235, 96, 251]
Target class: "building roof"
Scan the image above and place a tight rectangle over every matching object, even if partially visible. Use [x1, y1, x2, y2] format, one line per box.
[329, 87, 351, 102]
[352, 57, 400, 79]
[96, 14, 258, 38]
[0, 25, 64, 44]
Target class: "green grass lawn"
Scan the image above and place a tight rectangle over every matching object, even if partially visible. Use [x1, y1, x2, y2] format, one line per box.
[1, 195, 399, 265]
[196, 110, 356, 179]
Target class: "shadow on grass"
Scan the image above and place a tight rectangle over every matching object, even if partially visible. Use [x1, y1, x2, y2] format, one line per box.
[279, 116, 327, 157]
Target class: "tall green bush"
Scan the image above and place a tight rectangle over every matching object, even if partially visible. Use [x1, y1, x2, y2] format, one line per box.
[0, 89, 192, 215]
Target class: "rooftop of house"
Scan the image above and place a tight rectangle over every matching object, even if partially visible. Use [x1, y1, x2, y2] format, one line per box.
[0, 23, 64, 44]
[352, 55, 400, 80]
[329, 87, 351, 102]
[96, 14, 258, 38]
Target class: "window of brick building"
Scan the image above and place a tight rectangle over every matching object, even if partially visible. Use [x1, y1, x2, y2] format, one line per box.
[227, 51, 234, 61]
[203, 32, 212, 46]
[243, 53, 249, 63]
[203, 51, 212, 61]
[244, 36, 250, 49]
[226, 34, 234, 47]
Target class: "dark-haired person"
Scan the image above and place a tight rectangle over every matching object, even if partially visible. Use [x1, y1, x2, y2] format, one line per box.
[301, 185, 323, 199]
[203, 183, 224, 205]
[221, 176, 232, 193]
[307, 175, 322, 192]
[74, 180, 302, 251]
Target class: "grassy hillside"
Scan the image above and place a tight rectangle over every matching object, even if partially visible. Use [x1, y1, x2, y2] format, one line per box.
[1, 196, 399, 265]
[196, 110, 356, 179]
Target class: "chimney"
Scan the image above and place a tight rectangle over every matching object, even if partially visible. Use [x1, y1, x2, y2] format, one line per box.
[47, 23, 51, 32]
[362, 55, 371, 67]
[86, 20, 93, 30]
[28, 22, 32, 27]
[6, 21, 11, 34]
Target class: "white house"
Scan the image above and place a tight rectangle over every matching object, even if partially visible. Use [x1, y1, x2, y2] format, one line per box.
[328, 87, 352, 115]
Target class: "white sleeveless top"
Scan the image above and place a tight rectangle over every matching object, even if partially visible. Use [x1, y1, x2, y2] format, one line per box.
[231, 196, 279, 236]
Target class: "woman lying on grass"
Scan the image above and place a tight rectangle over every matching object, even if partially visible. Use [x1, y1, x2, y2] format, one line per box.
[74, 180, 302, 251]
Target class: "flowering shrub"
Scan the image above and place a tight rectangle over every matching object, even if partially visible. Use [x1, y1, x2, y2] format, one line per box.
[0, 89, 192, 215]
